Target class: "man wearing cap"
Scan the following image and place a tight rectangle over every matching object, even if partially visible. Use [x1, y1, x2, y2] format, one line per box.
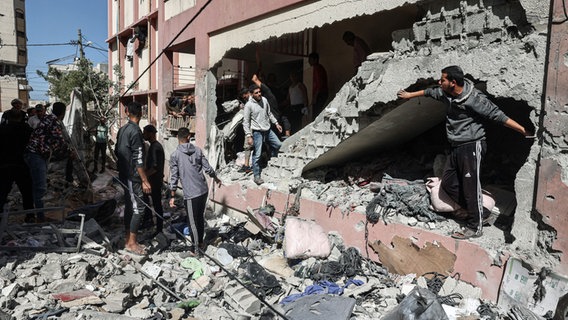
[141, 124, 165, 234]
[1, 99, 28, 125]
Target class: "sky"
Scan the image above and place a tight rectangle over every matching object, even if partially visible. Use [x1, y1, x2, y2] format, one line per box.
[26, 0, 108, 101]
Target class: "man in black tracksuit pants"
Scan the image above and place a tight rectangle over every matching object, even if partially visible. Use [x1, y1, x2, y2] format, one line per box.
[115, 102, 151, 255]
[169, 127, 222, 255]
[142, 124, 165, 234]
[398, 65, 532, 239]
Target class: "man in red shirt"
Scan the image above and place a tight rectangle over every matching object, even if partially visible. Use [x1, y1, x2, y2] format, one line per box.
[308, 52, 329, 120]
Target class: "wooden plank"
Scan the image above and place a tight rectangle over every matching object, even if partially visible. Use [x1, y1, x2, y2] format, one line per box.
[369, 235, 456, 277]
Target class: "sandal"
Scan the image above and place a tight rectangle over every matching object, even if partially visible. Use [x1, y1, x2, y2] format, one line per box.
[124, 246, 147, 256]
[451, 228, 482, 240]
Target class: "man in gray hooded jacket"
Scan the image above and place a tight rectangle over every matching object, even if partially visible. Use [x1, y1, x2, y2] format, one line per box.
[398, 65, 532, 240]
[169, 127, 222, 254]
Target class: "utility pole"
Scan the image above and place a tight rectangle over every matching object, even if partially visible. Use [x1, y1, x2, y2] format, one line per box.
[78, 29, 84, 59]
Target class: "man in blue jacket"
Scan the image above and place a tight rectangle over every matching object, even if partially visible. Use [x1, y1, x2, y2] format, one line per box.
[169, 127, 222, 255]
[398, 65, 532, 239]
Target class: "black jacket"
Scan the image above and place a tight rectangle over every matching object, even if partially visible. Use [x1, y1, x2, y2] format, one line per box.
[115, 120, 145, 181]
[0, 122, 32, 168]
[425, 79, 509, 146]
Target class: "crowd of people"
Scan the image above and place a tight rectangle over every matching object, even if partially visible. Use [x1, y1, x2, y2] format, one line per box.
[0, 99, 73, 223]
[0, 97, 220, 256]
[116, 101, 221, 256]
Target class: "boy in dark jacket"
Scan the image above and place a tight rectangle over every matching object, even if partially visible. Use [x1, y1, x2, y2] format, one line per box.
[398, 65, 532, 239]
[169, 127, 222, 255]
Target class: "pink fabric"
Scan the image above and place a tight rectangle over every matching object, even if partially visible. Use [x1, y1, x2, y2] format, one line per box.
[426, 177, 495, 213]
[284, 217, 331, 259]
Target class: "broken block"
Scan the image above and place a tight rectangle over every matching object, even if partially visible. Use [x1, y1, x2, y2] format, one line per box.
[1, 283, 19, 299]
[224, 285, 261, 315]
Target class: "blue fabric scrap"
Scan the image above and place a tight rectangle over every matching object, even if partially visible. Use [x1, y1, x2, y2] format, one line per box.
[280, 279, 364, 305]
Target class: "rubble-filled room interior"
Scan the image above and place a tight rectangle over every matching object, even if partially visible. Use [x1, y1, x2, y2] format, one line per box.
[1, 0, 567, 319]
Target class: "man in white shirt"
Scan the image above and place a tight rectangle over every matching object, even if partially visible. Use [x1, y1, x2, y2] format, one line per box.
[28, 104, 45, 129]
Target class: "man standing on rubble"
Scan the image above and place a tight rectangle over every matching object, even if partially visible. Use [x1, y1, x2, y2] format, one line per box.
[115, 102, 151, 255]
[0, 110, 34, 215]
[252, 74, 290, 139]
[397, 65, 532, 239]
[243, 84, 283, 185]
[24, 102, 71, 223]
[169, 127, 222, 255]
[141, 124, 165, 235]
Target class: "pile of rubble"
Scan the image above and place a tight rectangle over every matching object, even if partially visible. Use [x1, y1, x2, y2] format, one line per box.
[0, 202, 512, 320]
[0, 162, 560, 319]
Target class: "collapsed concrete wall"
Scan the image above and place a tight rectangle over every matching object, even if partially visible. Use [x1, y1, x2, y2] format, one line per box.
[245, 0, 553, 269]
[203, 0, 562, 300]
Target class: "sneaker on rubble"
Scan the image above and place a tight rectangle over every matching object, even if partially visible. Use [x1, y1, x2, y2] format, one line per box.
[253, 176, 264, 185]
[238, 165, 252, 173]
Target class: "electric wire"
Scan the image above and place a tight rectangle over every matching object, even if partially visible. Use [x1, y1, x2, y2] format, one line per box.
[1, 42, 73, 47]
[107, 173, 290, 319]
[119, 0, 214, 99]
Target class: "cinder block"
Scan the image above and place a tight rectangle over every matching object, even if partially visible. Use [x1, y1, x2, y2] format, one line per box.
[413, 22, 428, 43]
[448, 16, 464, 36]
[224, 285, 261, 315]
[464, 12, 486, 34]
[427, 20, 446, 39]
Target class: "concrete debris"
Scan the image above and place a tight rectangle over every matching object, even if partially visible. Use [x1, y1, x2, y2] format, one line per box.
[0, 214, 533, 320]
[0, 173, 519, 320]
[0, 95, 552, 320]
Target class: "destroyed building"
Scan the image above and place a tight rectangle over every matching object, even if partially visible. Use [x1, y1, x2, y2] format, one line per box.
[103, 0, 567, 304]
[0, 0, 562, 318]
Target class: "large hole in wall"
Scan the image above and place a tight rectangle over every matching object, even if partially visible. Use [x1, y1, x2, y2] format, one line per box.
[303, 76, 534, 238]
[214, 4, 419, 164]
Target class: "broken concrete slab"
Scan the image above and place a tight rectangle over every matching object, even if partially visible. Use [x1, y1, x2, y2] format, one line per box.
[108, 272, 144, 292]
[39, 261, 64, 281]
[1, 283, 19, 299]
[439, 276, 482, 300]
[140, 261, 162, 279]
[76, 310, 139, 319]
[102, 292, 129, 313]
[369, 235, 456, 277]
[302, 97, 446, 172]
[498, 257, 568, 317]
[124, 306, 152, 319]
